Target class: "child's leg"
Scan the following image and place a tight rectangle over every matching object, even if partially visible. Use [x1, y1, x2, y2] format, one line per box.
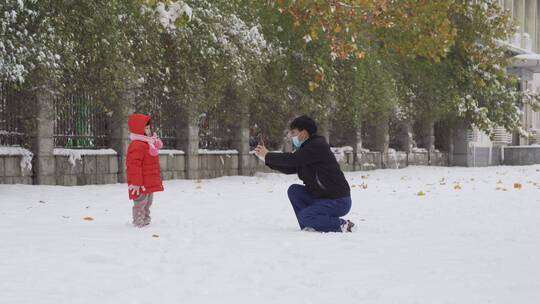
[132, 194, 150, 227]
[143, 193, 154, 225]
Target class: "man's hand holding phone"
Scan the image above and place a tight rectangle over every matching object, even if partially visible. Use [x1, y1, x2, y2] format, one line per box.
[254, 134, 269, 161]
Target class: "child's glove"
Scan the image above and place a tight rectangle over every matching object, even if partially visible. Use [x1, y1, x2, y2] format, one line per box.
[128, 185, 146, 196]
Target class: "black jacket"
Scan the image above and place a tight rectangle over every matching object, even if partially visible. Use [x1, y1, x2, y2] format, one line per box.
[265, 135, 351, 199]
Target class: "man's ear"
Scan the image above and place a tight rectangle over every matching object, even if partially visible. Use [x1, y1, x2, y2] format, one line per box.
[301, 129, 308, 140]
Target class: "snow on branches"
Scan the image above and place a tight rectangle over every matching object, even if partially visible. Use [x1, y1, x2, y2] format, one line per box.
[0, 0, 61, 83]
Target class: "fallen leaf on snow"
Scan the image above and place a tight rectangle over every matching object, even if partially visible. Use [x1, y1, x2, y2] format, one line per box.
[514, 183, 522, 189]
[83, 217, 94, 221]
[152, 234, 160, 238]
[417, 191, 426, 196]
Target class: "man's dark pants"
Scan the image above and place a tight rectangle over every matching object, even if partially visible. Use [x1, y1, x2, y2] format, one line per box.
[287, 184, 351, 232]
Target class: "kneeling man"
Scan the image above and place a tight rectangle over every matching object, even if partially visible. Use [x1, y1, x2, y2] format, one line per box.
[255, 115, 355, 232]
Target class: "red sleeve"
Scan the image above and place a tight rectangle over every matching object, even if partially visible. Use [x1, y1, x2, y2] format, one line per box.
[126, 143, 144, 186]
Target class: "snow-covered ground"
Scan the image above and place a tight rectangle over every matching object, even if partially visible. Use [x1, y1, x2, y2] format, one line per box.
[1, 165, 540, 303]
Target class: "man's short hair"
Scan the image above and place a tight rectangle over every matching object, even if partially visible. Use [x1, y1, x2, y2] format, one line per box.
[290, 115, 318, 135]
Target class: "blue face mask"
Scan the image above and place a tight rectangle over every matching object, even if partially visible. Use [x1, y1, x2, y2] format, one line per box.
[292, 136, 303, 148]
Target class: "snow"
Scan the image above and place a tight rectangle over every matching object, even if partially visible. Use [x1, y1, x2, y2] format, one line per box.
[1, 165, 540, 303]
[156, 1, 192, 30]
[331, 146, 354, 162]
[504, 145, 540, 149]
[198, 149, 238, 155]
[159, 149, 185, 156]
[0, 146, 33, 171]
[53, 148, 117, 166]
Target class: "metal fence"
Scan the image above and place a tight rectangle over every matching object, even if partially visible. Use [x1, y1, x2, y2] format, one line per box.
[199, 114, 233, 150]
[0, 82, 33, 146]
[54, 92, 111, 148]
[140, 96, 179, 148]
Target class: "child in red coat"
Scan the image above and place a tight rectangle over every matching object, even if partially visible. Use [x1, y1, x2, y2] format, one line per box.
[126, 113, 164, 227]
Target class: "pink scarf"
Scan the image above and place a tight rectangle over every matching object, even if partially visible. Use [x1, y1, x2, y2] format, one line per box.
[130, 133, 163, 156]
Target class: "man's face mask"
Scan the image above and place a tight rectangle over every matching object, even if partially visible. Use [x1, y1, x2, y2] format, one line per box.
[292, 136, 302, 148]
[291, 130, 305, 148]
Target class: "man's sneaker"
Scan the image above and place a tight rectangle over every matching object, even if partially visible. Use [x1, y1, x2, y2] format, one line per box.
[341, 220, 356, 232]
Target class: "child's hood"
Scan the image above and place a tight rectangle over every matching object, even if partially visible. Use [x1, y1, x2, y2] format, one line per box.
[128, 114, 151, 135]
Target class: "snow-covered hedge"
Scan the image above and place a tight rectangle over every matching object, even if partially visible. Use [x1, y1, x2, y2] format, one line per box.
[0, 0, 61, 83]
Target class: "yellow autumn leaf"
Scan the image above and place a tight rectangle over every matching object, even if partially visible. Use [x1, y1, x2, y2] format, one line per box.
[308, 81, 319, 92]
[355, 51, 365, 59]
[417, 191, 426, 196]
[514, 183, 522, 189]
[454, 185, 462, 190]
[310, 29, 319, 40]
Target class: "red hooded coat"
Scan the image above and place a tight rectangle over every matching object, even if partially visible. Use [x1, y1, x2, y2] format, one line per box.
[126, 114, 164, 199]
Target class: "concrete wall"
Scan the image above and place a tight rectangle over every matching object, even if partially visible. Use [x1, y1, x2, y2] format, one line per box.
[159, 151, 186, 180]
[0, 155, 33, 184]
[247, 153, 273, 175]
[430, 151, 449, 166]
[54, 154, 118, 186]
[336, 150, 448, 171]
[198, 152, 239, 179]
[386, 151, 408, 169]
[335, 151, 382, 171]
[453, 145, 504, 167]
[503, 146, 540, 165]
[408, 151, 429, 166]
[0, 147, 455, 186]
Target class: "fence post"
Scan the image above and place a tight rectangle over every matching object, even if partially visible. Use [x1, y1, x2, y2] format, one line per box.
[398, 120, 413, 153]
[111, 89, 135, 183]
[352, 120, 363, 170]
[233, 105, 251, 176]
[32, 83, 56, 185]
[418, 119, 435, 165]
[373, 113, 390, 168]
[177, 112, 200, 179]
